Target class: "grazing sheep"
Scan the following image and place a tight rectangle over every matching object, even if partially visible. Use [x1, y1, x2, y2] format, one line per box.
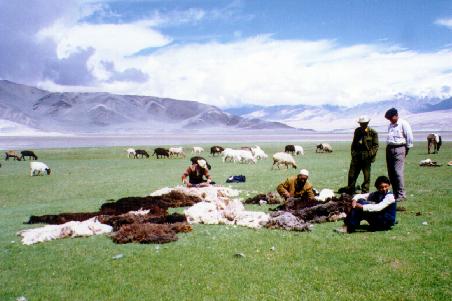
[252, 146, 268, 160]
[210, 145, 224, 156]
[30, 161, 51, 176]
[272, 152, 297, 169]
[20, 150, 38, 161]
[316, 143, 333, 153]
[294, 145, 304, 156]
[5, 150, 21, 161]
[190, 156, 212, 170]
[134, 149, 150, 158]
[153, 148, 170, 159]
[427, 133, 442, 154]
[222, 148, 240, 163]
[126, 148, 136, 158]
[237, 150, 257, 164]
[169, 147, 185, 158]
[285, 145, 295, 154]
[192, 146, 204, 154]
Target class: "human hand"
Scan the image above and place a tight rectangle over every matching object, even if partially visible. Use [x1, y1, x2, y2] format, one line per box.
[405, 147, 409, 157]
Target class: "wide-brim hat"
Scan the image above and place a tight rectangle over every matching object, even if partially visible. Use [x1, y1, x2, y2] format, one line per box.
[357, 115, 370, 123]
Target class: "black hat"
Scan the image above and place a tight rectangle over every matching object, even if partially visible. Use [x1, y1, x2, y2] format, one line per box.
[385, 108, 398, 119]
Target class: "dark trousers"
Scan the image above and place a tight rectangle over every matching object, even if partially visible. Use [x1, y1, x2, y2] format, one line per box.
[386, 146, 406, 200]
[345, 200, 396, 232]
[347, 156, 371, 193]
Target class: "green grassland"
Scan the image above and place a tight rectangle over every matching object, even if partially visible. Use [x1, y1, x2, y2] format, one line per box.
[0, 142, 451, 300]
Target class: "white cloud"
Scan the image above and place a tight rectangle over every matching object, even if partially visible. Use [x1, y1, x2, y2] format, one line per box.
[38, 34, 452, 107]
[29, 6, 452, 108]
[435, 17, 452, 29]
[37, 19, 171, 80]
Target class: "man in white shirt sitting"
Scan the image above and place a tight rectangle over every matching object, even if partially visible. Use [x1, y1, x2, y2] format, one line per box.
[336, 176, 397, 233]
[384, 108, 413, 202]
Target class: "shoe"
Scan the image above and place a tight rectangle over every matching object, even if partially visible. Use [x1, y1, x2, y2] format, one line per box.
[334, 227, 348, 234]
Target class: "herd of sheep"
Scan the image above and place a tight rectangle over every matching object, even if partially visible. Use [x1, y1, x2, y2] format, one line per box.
[2, 143, 333, 176]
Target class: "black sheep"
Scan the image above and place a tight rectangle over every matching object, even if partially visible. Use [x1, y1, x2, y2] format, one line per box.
[285, 144, 295, 154]
[152, 148, 170, 159]
[20, 150, 38, 161]
[134, 149, 150, 158]
[210, 145, 224, 156]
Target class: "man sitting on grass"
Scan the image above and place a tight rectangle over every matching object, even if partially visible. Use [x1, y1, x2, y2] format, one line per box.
[277, 169, 315, 201]
[336, 175, 397, 233]
[181, 159, 212, 188]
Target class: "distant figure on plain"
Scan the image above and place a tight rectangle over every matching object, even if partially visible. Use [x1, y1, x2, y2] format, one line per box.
[385, 108, 413, 202]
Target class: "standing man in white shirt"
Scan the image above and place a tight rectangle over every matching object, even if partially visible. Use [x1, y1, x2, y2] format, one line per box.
[384, 108, 414, 201]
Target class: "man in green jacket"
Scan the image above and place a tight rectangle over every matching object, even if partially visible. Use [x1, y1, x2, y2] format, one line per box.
[277, 169, 315, 200]
[343, 115, 379, 194]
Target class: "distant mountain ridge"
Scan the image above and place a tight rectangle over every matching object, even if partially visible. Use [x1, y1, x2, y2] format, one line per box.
[0, 80, 291, 135]
[225, 95, 452, 132]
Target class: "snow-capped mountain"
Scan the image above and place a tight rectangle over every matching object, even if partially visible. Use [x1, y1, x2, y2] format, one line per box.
[0, 80, 291, 135]
[225, 95, 452, 132]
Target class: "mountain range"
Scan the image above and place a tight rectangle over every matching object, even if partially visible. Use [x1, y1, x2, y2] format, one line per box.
[225, 95, 452, 132]
[0, 80, 290, 135]
[0, 80, 451, 135]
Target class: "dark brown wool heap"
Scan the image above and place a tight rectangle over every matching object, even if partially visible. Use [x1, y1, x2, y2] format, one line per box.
[287, 195, 353, 223]
[27, 191, 202, 224]
[274, 197, 322, 211]
[25, 191, 201, 244]
[112, 222, 192, 244]
[265, 194, 353, 231]
[98, 212, 187, 231]
[244, 192, 281, 205]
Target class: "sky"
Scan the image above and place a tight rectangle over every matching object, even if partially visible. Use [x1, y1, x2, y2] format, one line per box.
[0, 0, 451, 108]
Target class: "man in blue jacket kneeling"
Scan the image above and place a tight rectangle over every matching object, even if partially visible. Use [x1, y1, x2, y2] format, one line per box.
[336, 175, 397, 233]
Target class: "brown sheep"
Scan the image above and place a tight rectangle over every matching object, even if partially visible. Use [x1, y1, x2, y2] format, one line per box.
[5, 150, 21, 161]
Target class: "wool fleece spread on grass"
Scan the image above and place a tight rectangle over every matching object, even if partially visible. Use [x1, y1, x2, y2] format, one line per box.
[18, 186, 350, 245]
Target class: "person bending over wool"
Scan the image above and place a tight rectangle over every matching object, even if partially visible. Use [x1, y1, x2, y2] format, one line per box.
[181, 159, 212, 188]
[336, 175, 397, 233]
[277, 169, 315, 201]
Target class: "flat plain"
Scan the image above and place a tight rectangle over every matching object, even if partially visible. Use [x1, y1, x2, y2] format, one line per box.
[0, 141, 451, 300]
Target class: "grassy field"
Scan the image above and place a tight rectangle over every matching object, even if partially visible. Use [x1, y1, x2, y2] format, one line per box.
[0, 141, 451, 300]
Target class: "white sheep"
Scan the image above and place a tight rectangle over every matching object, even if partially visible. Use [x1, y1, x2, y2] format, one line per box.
[222, 148, 241, 163]
[192, 146, 204, 154]
[237, 150, 257, 164]
[126, 148, 136, 158]
[272, 152, 297, 169]
[169, 147, 185, 158]
[252, 146, 268, 160]
[30, 161, 51, 176]
[316, 143, 333, 153]
[294, 145, 304, 155]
